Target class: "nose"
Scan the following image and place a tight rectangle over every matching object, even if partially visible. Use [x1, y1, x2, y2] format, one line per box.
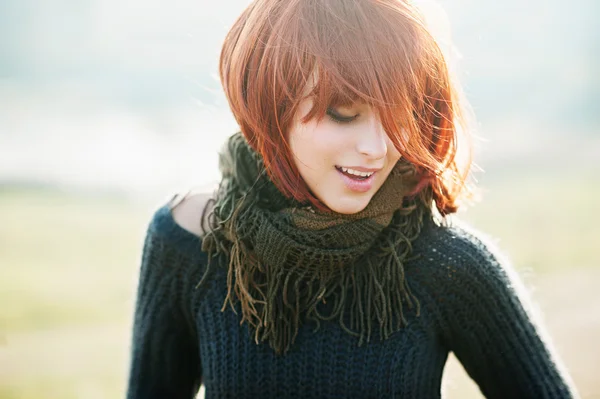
[356, 114, 387, 160]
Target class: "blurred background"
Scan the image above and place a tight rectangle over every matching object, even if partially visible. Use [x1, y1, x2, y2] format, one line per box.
[0, 0, 598, 397]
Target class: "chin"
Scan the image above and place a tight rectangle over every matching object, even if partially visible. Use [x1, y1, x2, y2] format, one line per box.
[322, 195, 372, 215]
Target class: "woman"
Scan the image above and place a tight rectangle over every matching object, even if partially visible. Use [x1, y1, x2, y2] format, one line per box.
[126, 0, 578, 398]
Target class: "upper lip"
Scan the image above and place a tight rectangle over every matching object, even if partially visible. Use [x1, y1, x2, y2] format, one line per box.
[337, 166, 382, 173]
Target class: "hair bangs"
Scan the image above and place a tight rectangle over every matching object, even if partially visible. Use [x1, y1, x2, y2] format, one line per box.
[220, 0, 473, 215]
[291, 1, 430, 152]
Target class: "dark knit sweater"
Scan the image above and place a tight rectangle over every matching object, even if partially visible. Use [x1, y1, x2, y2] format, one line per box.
[126, 203, 576, 399]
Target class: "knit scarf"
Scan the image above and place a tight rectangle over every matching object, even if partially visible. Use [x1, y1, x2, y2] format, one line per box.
[201, 132, 431, 354]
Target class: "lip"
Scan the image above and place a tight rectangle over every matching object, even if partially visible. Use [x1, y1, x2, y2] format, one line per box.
[336, 165, 383, 173]
[335, 166, 376, 193]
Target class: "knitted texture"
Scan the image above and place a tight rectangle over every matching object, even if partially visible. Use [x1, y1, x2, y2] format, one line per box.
[126, 204, 577, 399]
[201, 132, 427, 353]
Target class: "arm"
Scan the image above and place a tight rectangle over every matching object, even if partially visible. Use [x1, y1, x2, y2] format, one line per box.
[126, 209, 202, 399]
[437, 228, 578, 399]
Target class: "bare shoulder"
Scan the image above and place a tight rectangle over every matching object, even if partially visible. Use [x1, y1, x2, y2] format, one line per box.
[170, 190, 215, 237]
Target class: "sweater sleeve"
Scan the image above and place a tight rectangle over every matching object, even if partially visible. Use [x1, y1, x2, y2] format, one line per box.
[433, 226, 578, 399]
[126, 208, 202, 399]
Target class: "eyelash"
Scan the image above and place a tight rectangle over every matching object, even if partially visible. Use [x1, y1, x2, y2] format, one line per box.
[326, 108, 359, 124]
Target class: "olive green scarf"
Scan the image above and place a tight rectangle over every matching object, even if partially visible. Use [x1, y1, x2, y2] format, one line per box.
[201, 132, 431, 354]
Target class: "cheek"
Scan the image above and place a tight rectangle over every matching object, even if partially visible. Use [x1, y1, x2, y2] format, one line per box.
[293, 124, 341, 166]
[389, 146, 401, 163]
[386, 137, 402, 163]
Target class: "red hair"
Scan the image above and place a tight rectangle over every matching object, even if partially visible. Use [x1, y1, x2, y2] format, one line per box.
[219, 0, 473, 215]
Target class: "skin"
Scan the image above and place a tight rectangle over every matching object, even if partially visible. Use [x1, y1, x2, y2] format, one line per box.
[288, 98, 402, 214]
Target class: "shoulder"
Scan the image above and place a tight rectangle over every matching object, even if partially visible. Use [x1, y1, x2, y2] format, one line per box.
[411, 217, 519, 294]
[136, 195, 215, 311]
[170, 190, 214, 238]
[416, 217, 508, 269]
[411, 217, 539, 325]
[144, 190, 215, 256]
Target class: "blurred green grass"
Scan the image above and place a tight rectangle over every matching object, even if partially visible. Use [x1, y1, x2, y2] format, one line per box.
[0, 175, 598, 398]
[460, 173, 600, 272]
[0, 188, 150, 399]
[0, 189, 147, 334]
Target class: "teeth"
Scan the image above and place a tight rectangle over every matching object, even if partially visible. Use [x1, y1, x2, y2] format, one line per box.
[340, 167, 374, 177]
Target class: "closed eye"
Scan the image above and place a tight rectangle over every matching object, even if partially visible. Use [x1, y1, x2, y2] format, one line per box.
[326, 107, 359, 124]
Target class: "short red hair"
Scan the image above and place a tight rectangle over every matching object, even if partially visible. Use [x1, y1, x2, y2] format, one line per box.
[219, 0, 473, 215]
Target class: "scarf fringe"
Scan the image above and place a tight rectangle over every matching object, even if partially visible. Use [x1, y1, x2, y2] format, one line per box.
[202, 198, 429, 354]
[200, 133, 431, 354]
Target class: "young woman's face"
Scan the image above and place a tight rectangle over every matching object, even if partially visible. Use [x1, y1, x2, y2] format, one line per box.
[288, 98, 402, 214]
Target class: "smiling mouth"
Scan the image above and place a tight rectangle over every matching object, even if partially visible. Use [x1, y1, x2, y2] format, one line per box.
[335, 166, 375, 180]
